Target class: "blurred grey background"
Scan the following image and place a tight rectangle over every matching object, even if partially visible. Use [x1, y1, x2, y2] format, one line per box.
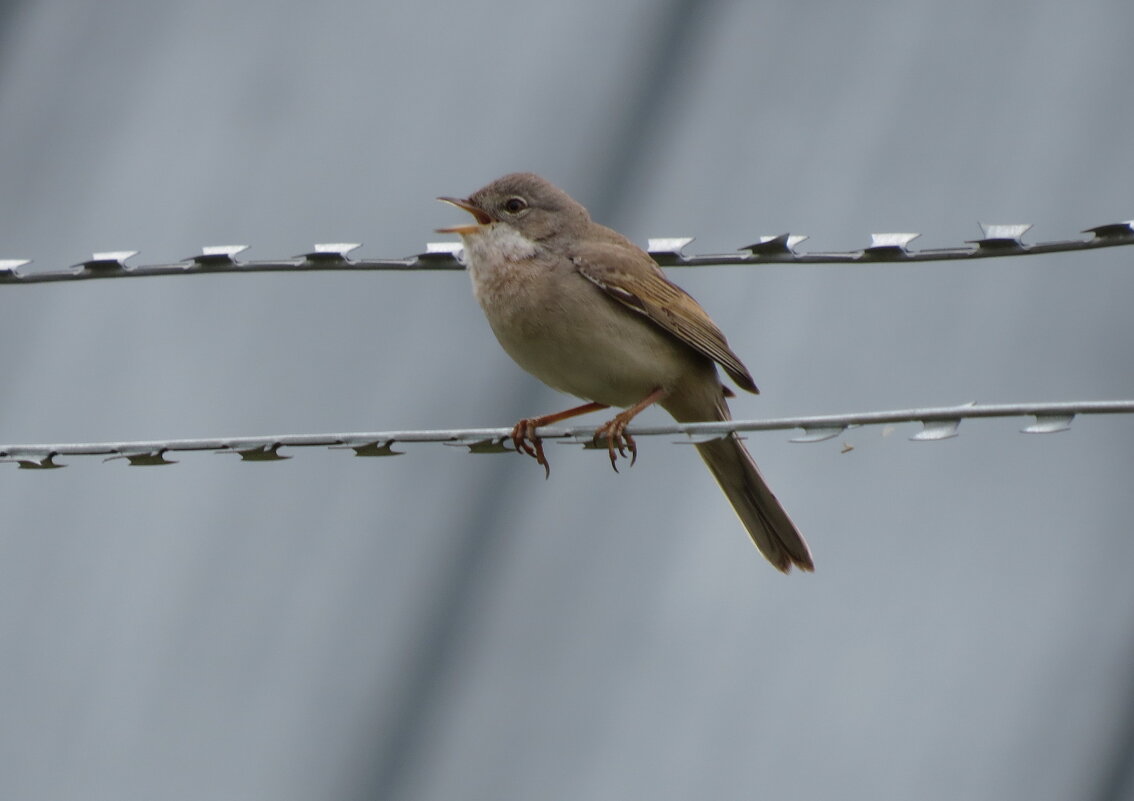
[1, 0, 1133, 799]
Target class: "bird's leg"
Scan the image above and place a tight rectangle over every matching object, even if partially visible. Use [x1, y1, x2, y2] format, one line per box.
[512, 401, 609, 478]
[593, 386, 669, 472]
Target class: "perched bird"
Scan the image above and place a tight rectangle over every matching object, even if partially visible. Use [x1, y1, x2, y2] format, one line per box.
[438, 173, 812, 572]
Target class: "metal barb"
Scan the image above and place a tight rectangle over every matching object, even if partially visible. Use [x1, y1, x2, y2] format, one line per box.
[188, 245, 249, 267]
[227, 443, 290, 461]
[104, 449, 178, 466]
[742, 234, 806, 256]
[969, 223, 1032, 252]
[863, 233, 920, 260]
[1083, 221, 1134, 241]
[910, 419, 962, 441]
[331, 440, 404, 457]
[297, 243, 362, 265]
[77, 250, 139, 274]
[790, 426, 847, 443]
[0, 259, 31, 277]
[1, 452, 64, 469]
[1021, 414, 1075, 434]
[647, 237, 695, 265]
[457, 438, 514, 454]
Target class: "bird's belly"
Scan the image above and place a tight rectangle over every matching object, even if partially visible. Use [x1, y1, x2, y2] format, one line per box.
[483, 279, 701, 408]
[464, 225, 712, 408]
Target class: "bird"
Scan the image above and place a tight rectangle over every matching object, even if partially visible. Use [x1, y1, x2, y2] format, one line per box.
[437, 173, 813, 572]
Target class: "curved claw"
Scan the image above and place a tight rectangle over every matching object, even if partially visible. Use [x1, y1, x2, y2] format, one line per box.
[595, 428, 619, 473]
[593, 417, 638, 473]
[511, 418, 550, 479]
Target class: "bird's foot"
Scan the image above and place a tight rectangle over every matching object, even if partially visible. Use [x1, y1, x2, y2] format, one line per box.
[593, 412, 637, 473]
[511, 418, 550, 479]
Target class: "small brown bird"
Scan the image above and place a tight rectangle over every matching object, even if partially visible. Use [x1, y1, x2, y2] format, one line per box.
[438, 173, 813, 572]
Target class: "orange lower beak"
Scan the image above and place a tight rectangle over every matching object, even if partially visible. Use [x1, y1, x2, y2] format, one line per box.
[436, 196, 493, 235]
[435, 223, 481, 235]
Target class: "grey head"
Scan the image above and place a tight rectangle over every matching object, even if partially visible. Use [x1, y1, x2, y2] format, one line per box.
[440, 173, 592, 245]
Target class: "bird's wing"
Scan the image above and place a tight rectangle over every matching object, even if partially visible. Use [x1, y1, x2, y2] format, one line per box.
[570, 240, 758, 393]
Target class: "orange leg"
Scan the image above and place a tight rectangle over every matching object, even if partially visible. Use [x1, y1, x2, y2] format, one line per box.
[593, 386, 669, 472]
[512, 401, 609, 478]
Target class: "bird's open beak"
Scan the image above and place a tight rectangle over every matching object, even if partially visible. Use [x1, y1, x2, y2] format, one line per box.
[436, 196, 493, 234]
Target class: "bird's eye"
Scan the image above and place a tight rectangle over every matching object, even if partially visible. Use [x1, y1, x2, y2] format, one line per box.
[502, 196, 528, 214]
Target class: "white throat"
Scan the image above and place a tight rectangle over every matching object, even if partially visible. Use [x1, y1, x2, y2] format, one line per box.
[459, 223, 545, 308]
[460, 223, 539, 269]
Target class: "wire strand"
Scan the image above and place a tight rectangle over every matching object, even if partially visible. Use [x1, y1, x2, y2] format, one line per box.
[1, 220, 1132, 284]
[2, 400, 1129, 468]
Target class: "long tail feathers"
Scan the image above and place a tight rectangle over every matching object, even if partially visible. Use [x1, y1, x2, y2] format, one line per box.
[694, 435, 814, 573]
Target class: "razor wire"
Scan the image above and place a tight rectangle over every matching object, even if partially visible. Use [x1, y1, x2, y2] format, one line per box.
[1, 220, 1132, 284]
[2, 220, 1131, 469]
[2, 401, 1131, 469]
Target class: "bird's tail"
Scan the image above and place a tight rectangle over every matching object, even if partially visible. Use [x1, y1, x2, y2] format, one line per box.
[694, 434, 813, 572]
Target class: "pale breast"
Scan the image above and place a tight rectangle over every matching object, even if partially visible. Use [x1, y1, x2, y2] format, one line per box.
[461, 225, 708, 407]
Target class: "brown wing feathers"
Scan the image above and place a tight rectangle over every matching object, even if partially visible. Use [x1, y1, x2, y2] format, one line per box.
[570, 242, 758, 393]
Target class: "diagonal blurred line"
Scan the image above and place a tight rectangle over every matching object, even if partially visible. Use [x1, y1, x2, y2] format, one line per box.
[356, 4, 724, 798]
[584, 0, 721, 222]
[1090, 632, 1134, 801]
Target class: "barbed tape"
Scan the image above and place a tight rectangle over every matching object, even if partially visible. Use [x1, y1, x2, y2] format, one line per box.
[1, 220, 1132, 284]
[1, 401, 1129, 469]
[4, 224, 1129, 468]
